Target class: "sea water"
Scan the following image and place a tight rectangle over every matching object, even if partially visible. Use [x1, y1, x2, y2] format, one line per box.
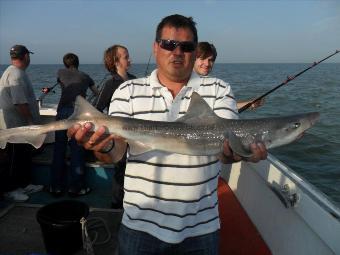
[1, 63, 339, 206]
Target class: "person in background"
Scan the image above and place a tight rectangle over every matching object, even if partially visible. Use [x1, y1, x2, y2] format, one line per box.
[0, 45, 43, 202]
[49, 53, 99, 197]
[194, 41, 264, 111]
[95, 45, 136, 112]
[95, 45, 136, 208]
[67, 14, 267, 255]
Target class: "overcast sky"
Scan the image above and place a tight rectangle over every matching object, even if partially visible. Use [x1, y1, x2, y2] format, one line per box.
[1, 0, 339, 64]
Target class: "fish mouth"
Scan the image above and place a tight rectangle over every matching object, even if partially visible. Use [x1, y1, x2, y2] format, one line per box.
[296, 132, 304, 140]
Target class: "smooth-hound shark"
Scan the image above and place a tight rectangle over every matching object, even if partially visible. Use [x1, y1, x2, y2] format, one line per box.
[0, 93, 319, 157]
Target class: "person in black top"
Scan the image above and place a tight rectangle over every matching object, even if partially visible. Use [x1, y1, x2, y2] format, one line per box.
[50, 53, 99, 197]
[95, 45, 136, 112]
[95, 45, 136, 208]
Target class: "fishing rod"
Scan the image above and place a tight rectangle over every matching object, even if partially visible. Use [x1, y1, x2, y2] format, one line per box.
[144, 52, 153, 76]
[238, 49, 340, 113]
[87, 73, 111, 105]
[38, 82, 59, 102]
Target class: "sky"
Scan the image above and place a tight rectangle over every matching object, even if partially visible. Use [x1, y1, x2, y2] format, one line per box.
[0, 0, 339, 64]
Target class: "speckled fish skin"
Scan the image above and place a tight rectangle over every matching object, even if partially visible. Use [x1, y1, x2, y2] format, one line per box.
[0, 93, 319, 157]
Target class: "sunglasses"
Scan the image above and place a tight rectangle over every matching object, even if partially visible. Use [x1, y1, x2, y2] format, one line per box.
[157, 39, 197, 53]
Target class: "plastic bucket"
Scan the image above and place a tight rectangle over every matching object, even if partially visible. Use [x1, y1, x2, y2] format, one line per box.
[36, 200, 89, 255]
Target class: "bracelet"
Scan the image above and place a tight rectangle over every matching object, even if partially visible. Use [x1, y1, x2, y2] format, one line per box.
[99, 140, 115, 154]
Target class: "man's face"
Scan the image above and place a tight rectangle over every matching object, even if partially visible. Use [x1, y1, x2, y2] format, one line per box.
[153, 26, 196, 83]
[194, 55, 215, 76]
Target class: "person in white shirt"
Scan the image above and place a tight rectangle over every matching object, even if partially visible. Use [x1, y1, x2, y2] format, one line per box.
[0, 45, 43, 202]
[68, 14, 267, 255]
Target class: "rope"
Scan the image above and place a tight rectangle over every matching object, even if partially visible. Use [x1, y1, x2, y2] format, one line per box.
[81, 217, 95, 255]
[80, 216, 112, 254]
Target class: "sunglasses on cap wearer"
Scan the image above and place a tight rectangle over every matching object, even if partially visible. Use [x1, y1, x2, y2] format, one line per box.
[156, 39, 197, 53]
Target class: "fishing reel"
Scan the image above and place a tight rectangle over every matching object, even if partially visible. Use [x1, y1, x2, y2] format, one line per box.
[41, 87, 55, 94]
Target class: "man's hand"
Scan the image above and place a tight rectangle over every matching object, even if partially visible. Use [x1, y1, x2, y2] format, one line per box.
[219, 140, 267, 164]
[67, 123, 127, 163]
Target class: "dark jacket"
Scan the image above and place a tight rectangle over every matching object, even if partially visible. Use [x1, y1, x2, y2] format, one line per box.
[94, 72, 136, 112]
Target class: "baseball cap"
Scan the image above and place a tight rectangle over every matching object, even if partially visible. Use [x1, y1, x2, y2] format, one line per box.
[10, 45, 34, 58]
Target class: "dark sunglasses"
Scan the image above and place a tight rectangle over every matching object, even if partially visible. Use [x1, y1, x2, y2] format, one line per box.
[157, 39, 197, 53]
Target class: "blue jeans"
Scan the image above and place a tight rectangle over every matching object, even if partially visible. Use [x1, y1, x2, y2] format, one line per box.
[50, 106, 86, 192]
[118, 224, 219, 255]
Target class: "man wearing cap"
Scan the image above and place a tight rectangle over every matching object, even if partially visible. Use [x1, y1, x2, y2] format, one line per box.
[0, 44, 43, 202]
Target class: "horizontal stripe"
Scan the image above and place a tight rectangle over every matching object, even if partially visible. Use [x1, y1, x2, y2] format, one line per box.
[131, 109, 169, 116]
[125, 213, 219, 232]
[216, 95, 235, 100]
[120, 81, 149, 90]
[124, 171, 219, 186]
[124, 187, 217, 203]
[111, 97, 130, 103]
[110, 109, 169, 116]
[200, 82, 226, 88]
[124, 200, 218, 218]
[127, 159, 219, 168]
[109, 111, 132, 117]
[181, 94, 235, 101]
[130, 95, 164, 99]
[214, 107, 238, 115]
[179, 106, 236, 115]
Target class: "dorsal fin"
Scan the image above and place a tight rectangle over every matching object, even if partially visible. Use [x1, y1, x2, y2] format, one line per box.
[176, 92, 220, 124]
[69, 96, 107, 120]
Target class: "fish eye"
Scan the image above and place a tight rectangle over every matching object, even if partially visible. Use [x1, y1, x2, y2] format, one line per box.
[293, 122, 300, 129]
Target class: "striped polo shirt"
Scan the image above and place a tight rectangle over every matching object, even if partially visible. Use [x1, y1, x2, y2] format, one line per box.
[108, 69, 238, 243]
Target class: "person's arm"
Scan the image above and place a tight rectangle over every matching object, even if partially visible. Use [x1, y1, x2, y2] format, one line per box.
[237, 98, 265, 110]
[67, 123, 127, 164]
[15, 103, 34, 125]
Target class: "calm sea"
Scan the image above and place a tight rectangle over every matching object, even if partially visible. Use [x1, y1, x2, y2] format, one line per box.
[1, 63, 339, 206]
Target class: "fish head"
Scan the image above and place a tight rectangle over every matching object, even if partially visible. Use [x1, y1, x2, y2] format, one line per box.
[264, 112, 320, 149]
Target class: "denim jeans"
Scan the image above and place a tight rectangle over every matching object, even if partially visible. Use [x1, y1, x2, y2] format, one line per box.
[50, 106, 86, 192]
[118, 224, 219, 255]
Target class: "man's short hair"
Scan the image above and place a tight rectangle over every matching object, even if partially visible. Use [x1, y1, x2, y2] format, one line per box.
[155, 14, 198, 43]
[63, 53, 79, 68]
[10, 45, 34, 60]
[196, 42, 217, 61]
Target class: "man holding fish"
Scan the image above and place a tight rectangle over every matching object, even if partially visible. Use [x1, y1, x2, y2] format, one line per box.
[68, 14, 267, 254]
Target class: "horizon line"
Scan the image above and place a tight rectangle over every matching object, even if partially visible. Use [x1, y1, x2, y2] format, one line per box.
[1, 62, 339, 65]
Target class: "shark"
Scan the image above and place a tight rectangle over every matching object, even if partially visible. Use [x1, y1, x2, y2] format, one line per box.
[0, 92, 319, 157]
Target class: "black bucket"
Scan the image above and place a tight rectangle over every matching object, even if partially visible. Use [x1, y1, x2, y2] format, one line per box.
[36, 200, 89, 255]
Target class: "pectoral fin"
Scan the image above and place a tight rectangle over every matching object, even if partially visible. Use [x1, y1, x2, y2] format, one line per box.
[227, 132, 253, 157]
[128, 140, 153, 155]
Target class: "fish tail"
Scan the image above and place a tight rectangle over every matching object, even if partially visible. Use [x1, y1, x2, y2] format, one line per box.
[0, 127, 47, 149]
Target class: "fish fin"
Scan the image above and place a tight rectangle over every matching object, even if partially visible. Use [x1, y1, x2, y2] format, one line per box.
[70, 96, 107, 120]
[25, 134, 47, 148]
[176, 92, 220, 125]
[227, 132, 253, 157]
[1, 133, 46, 149]
[0, 137, 6, 149]
[128, 140, 153, 155]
